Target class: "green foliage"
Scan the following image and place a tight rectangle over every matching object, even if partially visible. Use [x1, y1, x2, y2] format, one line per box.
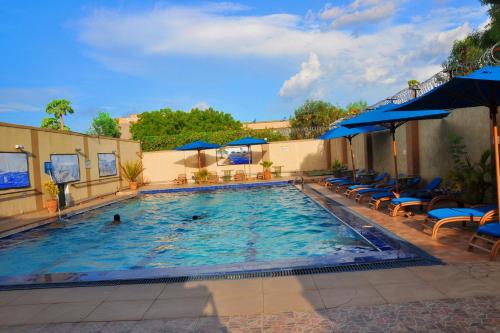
[131, 108, 242, 142]
[290, 100, 344, 139]
[194, 169, 210, 184]
[120, 160, 144, 182]
[407, 80, 420, 89]
[41, 117, 70, 131]
[446, 134, 495, 204]
[443, 0, 499, 73]
[88, 112, 121, 138]
[345, 100, 368, 116]
[260, 161, 273, 170]
[140, 128, 287, 151]
[331, 159, 347, 177]
[42, 99, 74, 130]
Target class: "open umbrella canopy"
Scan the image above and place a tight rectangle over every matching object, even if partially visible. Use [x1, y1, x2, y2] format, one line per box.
[175, 140, 221, 151]
[225, 137, 267, 146]
[319, 125, 386, 140]
[393, 66, 500, 111]
[340, 104, 449, 128]
[391, 65, 500, 210]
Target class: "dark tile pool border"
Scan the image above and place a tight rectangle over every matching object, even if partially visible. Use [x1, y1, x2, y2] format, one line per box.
[0, 182, 442, 290]
[140, 180, 292, 194]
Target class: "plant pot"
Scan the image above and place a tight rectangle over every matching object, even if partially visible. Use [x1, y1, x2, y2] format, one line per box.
[263, 170, 272, 180]
[46, 199, 58, 214]
[129, 181, 138, 190]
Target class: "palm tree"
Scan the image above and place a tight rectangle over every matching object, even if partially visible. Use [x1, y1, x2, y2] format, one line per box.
[45, 99, 74, 130]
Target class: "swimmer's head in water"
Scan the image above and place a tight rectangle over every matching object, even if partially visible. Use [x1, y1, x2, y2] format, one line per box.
[192, 215, 199, 220]
[113, 214, 121, 222]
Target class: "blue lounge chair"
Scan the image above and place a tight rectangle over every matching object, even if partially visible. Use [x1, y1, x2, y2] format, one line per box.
[368, 176, 439, 211]
[387, 177, 445, 216]
[354, 179, 397, 203]
[344, 172, 389, 198]
[324, 169, 365, 188]
[423, 205, 498, 240]
[469, 223, 500, 260]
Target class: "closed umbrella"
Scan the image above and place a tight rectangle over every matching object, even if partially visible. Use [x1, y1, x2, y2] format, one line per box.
[225, 137, 267, 177]
[392, 66, 500, 209]
[319, 125, 386, 181]
[340, 104, 449, 192]
[175, 140, 221, 169]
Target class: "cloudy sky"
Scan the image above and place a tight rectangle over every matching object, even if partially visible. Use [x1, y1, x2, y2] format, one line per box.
[0, 0, 488, 132]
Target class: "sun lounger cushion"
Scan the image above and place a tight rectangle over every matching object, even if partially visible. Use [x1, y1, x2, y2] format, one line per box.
[348, 184, 374, 190]
[427, 205, 497, 220]
[392, 197, 432, 205]
[358, 188, 392, 195]
[371, 191, 394, 200]
[478, 223, 500, 237]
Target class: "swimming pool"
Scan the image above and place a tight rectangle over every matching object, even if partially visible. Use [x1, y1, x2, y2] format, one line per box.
[0, 182, 439, 287]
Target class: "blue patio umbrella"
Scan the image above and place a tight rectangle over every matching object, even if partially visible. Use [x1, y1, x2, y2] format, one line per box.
[392, 66, 500, 208]
[175, 140, 222, 169]
[319, 125, 386, 181]
[225, 137, 267, 176]
[340, 104, 449, 191]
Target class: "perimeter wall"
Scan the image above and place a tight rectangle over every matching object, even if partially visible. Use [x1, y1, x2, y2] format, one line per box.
[143, 106, 493, 186]
[0, 122, 141, 219]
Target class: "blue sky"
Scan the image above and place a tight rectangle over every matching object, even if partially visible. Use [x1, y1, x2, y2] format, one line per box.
[0, 0, 488, 132]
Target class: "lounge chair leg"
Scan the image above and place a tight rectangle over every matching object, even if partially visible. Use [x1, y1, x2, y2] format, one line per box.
[490, 242, 500, 260]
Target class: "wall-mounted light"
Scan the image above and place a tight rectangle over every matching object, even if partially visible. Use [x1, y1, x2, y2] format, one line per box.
[75, 148, 82, 153]
[15, 144, 25, 151]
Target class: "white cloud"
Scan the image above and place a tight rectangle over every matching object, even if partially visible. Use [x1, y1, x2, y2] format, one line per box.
[193, 101, 210, 110]
[319, 0, 399, 29]
[279, 53, 322, 97]
[76, 2, 486, 103]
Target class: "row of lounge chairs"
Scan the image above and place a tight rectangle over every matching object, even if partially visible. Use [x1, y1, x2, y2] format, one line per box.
[322, 170, 500, 261]
[173, 170, 251, 185]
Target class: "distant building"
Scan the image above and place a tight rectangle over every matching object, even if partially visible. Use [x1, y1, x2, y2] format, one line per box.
[243, 120, 290, 130]
[117, 114, 139, 140]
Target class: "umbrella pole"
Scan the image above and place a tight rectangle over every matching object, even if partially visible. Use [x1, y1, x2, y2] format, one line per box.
[197, 150, 201, 170]
[248, 145, 251, 178]
[491, 107, 500, 210]
[391, 127, 400, 193]
[348, 137, 356, 182]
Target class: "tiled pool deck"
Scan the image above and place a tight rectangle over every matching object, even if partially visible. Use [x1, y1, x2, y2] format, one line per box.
[1, 182, 499, 332]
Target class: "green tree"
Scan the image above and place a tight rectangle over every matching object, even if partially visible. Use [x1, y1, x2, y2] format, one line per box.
[130, 107, 242, 141]
[443, 0, 499, 74]
[88, 112, 121, 138]
[290, 100, 345, 139]
[41, 117, 70, 131]
[345, 100, 368, 116]
[41, 99, 74, 130]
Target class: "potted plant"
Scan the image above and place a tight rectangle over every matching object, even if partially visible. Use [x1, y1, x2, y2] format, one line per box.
[120, 160, 144, 190]
[331, 159, 347, 177]
[43, 180, 59, 214]
[194, 168, 210, 184]
[260, 161, 273, 180]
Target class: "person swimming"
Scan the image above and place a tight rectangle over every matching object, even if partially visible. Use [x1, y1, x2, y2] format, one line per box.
[112, 214, 121, 224]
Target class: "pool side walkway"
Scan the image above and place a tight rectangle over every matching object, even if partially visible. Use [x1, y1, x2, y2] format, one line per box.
[1, 181, 500, 332]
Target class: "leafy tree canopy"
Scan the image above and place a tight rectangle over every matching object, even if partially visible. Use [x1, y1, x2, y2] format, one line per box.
[443, 0, 499, 74]
[290, 100, 345, 129]
[41, 117, 70, 131]
[130, 107, 242, 141]
[345, 100, 368, 116]
[88, 112, 121, 138]
[41, 99, 74, 130]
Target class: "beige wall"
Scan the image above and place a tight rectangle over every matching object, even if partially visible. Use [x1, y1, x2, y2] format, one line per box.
[143, 139, 329, 182]
[0, 122, 141, 219]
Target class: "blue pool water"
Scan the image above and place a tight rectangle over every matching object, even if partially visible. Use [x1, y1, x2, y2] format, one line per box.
[0, 184, 378, 277]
